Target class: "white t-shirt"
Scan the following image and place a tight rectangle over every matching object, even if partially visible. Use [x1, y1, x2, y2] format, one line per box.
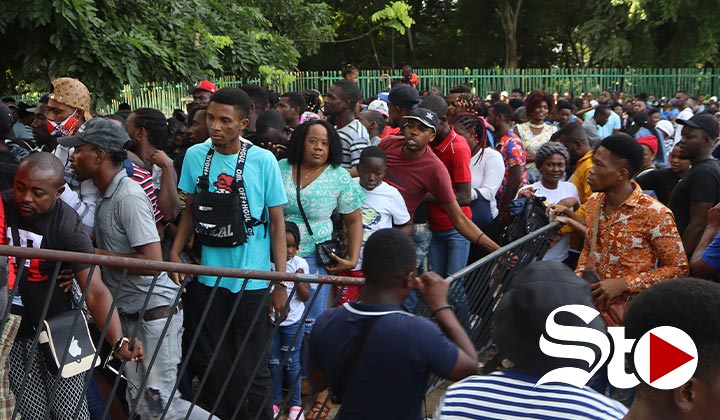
[469, 147, 505, 218]
[520, 181, 579, 262]
[271, 255, 310, 326]
[354, 180, 411, 270]
[673, 107, 695, 146]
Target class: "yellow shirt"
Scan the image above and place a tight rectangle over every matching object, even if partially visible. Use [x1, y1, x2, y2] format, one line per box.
[570, 149, 594, 204]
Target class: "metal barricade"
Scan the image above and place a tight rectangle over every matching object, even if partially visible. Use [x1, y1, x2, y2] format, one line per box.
[0, 223, 557, 419]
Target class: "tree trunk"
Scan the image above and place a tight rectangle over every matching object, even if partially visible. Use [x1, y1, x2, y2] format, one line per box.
[497, 0, 522, 70]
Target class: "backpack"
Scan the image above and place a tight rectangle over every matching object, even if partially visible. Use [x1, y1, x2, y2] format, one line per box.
[503, 196, 550, 245]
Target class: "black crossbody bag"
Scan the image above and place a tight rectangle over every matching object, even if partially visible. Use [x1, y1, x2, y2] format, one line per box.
[192, 142, 264, 247]
[295, 165, 341, 267]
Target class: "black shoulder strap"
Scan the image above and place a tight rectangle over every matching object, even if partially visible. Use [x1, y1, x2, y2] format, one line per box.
[196, 146, 215, 191]
[234, 142, 256, 235]
[295, 165, 314, 237]
[333, 315, 381, 400]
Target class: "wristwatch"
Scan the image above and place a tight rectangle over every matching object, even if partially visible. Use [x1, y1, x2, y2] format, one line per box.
[112, 337, 130, 355]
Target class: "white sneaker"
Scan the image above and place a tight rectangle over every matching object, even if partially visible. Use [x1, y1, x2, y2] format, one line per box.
[288, 406, 306, 420]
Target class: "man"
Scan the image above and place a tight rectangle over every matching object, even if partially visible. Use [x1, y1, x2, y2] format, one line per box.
[5, 152, 143, 420]
[274, 92, 306, 132]
[633, 100, 647, 115]
[576, 135, 688, 326]
[187, 106, 209, 145]
[63, 119, 204, 420]
[240, 83, 270, 136]
[583, 104, 611, 146]
[324, 80, 370, 173]
[668, 113, 720, 257]
[510, 88, 524, 100]
[170, 87, 287, 419]
[379, 108, 499, 254]
[309, 229, 478, 419]
[584, 90, 622, 137]
[420, 95, 473, 278]
[357, 110, 385, 146]
[553, 121, 593, 203]
[623, 278, 720, 419]
[127, 108, 182, 221]
[47, 77, 98, 235]
[30, 95, 54, 152]
[386, 83, 420, 129]
[689, 202, 720, 279]
[554, 100, 575, 128]
[488, 101, 527, 225]
[673, 91, 694, 145]
[190, 80, 217, 109]
[437, 261, 627, 419]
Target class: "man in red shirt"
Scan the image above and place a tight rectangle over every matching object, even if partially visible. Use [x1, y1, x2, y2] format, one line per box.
[379, 108, 499, 255]
[420, 95, 473, 277]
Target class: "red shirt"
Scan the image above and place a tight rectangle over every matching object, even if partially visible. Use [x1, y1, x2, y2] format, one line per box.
[427, 127, 472, 231]
[380, 126, 400, 139]
[379, 135, 455, 218]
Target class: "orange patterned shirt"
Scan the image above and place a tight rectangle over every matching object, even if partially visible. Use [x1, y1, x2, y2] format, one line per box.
[576, 183, 688, 294]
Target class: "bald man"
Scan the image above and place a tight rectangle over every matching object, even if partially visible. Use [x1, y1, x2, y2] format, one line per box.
[4, 152, 142, 420]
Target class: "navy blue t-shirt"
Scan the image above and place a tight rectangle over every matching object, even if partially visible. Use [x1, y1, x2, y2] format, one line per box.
[309, 302, 458, 420]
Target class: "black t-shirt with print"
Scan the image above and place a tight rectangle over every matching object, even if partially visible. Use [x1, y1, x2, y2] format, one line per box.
[2, 190, 95, 336]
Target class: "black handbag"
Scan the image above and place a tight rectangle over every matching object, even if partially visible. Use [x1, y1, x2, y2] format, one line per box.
[295, 165, 340, 267]
[38, 310, 99, 378]
[192, 142, 262, 247]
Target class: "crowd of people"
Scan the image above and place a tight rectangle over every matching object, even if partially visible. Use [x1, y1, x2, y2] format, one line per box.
[0, 68, 719, 420]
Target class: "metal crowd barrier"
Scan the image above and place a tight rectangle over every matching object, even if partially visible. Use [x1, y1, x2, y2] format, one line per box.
[0, 223, 557, 420]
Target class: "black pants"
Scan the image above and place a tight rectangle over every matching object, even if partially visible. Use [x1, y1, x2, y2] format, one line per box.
[203, 285, 273, 420]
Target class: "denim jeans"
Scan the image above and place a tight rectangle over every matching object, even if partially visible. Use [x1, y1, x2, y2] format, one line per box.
[303, 253, 329, 336]
[403, 223, 432, 313]
[428, 229, 472, 330]
[121, 311, 216, 420]
[269, 321, 305, 407]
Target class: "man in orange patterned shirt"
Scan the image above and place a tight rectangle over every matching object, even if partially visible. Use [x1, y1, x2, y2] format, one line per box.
[576, 135, 688, 319]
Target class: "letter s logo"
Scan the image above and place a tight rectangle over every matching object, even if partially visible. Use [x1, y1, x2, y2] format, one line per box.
[536, 305, 610, 388]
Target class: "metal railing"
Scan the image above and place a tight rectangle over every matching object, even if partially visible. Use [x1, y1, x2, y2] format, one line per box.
[14, 68, 717, 117]
[0, 222, 557, 419]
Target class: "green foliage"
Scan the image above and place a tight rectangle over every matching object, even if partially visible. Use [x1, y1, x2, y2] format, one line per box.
[371, 1, 414, 35]
[0, 0, 333, 103]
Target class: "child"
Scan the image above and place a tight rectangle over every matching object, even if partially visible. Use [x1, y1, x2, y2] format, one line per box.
[270, 222, 310, 420]
[337, 147, 412, 305]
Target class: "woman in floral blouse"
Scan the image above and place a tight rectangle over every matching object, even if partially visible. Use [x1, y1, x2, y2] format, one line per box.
[515, 90, 557, 182]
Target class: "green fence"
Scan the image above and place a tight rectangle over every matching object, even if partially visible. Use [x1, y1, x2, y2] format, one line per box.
[20, 68, 720, 117]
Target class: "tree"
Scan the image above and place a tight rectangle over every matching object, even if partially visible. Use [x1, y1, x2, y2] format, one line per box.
[496, 0, 522, 69]
[0, 0, 333, 103]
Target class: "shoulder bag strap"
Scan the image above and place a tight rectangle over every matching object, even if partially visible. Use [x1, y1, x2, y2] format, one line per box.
[233, 142, 256, 236]
[196, 147, 215, 191]
[333, 315, 382, 401]
[586, 199, 602, 269]
[295, 165, 315, 237]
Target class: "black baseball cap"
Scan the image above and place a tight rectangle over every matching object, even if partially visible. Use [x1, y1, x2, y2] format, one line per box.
[388, 84, 420, 109]
[58, 118, 129, 152]
[402, 108, 439, 132]
[492, 261, 605, 375]
[677, 113, 719, 140]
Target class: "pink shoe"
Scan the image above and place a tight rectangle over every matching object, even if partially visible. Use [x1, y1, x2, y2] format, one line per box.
[288, 406, 306, 420]
[272, 404, 280, 417]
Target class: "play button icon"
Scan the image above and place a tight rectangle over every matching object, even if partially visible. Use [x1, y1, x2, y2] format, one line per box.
[634, 326, 698, 390]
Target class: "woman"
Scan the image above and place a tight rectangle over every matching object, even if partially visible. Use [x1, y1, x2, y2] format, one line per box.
[627, 111, 666, 167]
[452, 113, 504, 264]
[636, 144, 690, 205]
[278, 120, 364, 418]
[517, 142, 579, 264]
[515, 90, 557, 182]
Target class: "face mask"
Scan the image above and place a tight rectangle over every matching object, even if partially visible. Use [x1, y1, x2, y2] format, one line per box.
[47, 110, 81, 138]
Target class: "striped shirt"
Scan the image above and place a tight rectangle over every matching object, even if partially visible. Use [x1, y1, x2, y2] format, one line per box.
[338, 119, 370, 169]
[125, 161, 163, 223]
[437, 370, 627, 420]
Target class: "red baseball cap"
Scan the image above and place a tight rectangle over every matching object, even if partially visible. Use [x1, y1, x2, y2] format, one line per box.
[190, 80, 217, 95]
[636, 135, 658, 155]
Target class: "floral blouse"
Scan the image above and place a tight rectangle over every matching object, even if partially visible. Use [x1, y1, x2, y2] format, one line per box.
[515, 122, 558, 173]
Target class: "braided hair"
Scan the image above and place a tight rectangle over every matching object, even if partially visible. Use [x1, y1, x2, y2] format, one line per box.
[453, 112, 490, 164]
